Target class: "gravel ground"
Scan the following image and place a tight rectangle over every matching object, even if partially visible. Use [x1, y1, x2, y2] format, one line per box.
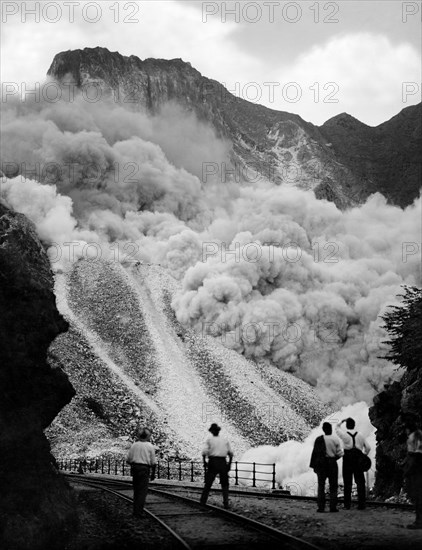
[171, 489, 422, 550]
[65, 485, 175, 550]
[62, 482, 422, 550]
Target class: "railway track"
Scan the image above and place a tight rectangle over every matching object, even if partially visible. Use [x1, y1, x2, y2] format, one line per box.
[64, 473, 414, 511]
[66, 474, 322, 549]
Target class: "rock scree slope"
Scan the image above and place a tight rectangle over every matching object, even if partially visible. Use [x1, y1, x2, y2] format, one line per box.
[49, 259, 330, 460]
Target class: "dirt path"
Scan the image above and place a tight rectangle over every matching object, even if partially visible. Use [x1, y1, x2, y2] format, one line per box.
[206, 492, 422, 550]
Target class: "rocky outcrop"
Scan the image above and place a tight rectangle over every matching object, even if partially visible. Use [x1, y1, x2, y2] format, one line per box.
[369, 368, 422, 498]
[0, 203, 76, 549]
[46, 47, 421, 209]
[319, 105, 422, 208]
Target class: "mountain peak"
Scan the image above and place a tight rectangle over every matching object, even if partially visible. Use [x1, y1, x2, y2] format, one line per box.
[321, 112, 369, 130]
[47, 47, 199, 84]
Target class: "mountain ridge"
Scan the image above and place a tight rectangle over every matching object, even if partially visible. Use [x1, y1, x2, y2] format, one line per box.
[47, 46, 421, 208]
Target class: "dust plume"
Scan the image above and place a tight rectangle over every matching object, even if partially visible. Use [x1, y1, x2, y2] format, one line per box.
[1, 83, 420, 406]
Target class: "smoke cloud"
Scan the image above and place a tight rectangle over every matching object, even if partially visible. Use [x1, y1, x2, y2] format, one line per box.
[1, 84, 420, 406]
[239, 402, 376, 494]
[172, 188, 421, 404]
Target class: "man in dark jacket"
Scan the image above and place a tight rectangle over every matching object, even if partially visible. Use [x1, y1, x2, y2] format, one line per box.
[311, 422, 343, 513]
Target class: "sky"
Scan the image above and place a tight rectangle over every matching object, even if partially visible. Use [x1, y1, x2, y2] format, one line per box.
[0, 0, 421, 125]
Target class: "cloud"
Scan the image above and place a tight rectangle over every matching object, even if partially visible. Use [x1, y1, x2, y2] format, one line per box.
[0, 1, 243, 84]
[171, 187, 421, 404]
[276, 33, 421, 125]
[2, 3, 419, 126]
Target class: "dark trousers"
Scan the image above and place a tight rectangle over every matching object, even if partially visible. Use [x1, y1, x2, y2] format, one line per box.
[406, 467, 422, 526]
[131, 464, 150, 516]
[317, 458, 338, 511]
[200, 457, 229, 506]
[414, 475, 422, 525]
[343, 452, 366, 509]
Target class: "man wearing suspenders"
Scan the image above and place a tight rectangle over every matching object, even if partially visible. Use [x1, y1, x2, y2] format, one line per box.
[336, 417, 371, 510]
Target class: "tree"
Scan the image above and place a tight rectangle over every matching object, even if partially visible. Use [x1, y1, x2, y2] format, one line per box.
[381, 286, 422, 371]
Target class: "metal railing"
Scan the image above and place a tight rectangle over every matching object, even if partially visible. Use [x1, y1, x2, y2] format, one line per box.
[57, 458, 278, 489]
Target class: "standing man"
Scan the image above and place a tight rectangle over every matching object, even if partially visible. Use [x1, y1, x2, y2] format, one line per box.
[126, 427, 156, 518]
[310, 422, 343, 513]
[403, 414, 422, 529]
[200, 423, 233, 509]
[336, 417, 371, 510]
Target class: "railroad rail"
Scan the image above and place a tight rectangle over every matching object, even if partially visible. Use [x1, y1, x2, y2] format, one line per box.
[66, 473, 322, 549]
[64, 473, 414, 511]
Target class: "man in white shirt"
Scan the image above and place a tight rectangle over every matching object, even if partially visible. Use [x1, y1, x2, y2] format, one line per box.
[336, 418, 371, 510]
[126, 427, 156, 518]
[310, 422, 343, 512]
[200, 423, 233, 509]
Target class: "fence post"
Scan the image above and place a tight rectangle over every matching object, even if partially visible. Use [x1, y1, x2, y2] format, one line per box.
[178, 461, 182, 481]
[157, 460, 160, 479]
[190, 462, 194, 483]
[122, 460, 125, 477]
[235, 462, 238, 486]
[272, 463, 276, 490]
[108, 459, 111, 475]
[114, 460, 117, 476]
[252, 462, 256, 487]
[167, 459, 170, 480]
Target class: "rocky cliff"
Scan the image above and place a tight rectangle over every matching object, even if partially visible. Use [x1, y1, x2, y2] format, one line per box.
[369, 289, 422, 498]
[47, 47, 421, 208]
[369, 368, 422, 498]
[319, 105, 422, 208]
[0, 203, 76, 549]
